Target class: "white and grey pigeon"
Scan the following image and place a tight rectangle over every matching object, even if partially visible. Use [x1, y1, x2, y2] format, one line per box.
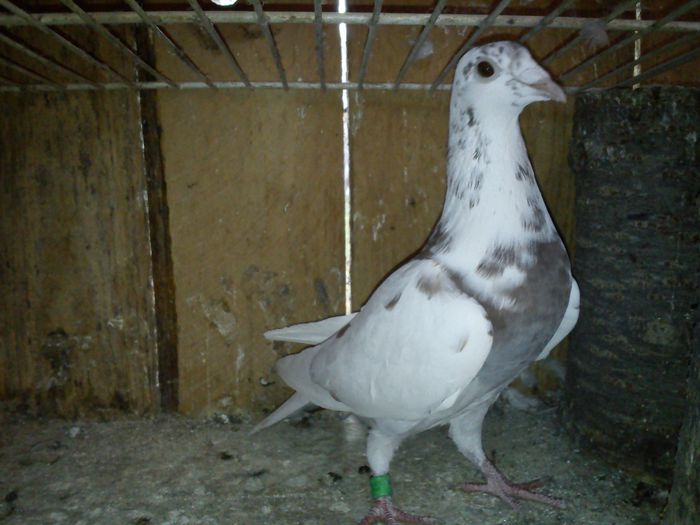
[254, 41, 580, 524]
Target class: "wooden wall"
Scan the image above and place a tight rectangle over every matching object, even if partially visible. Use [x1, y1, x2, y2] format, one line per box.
[0, 4, 695, 416]
[0, 37, 159, 416]
[153, 24, 346, 415]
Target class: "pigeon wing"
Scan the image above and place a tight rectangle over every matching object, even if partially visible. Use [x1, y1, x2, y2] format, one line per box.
[298, 259, 493, 421]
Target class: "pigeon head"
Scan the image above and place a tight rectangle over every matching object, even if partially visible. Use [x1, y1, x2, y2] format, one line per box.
[453, 42, 565, 114]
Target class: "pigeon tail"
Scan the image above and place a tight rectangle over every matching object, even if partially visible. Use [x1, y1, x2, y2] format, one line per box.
[250, 392, 310, 434]
[264, 313, 357, 345]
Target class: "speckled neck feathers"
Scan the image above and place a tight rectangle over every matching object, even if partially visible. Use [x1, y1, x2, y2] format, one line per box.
[423, 97, 558, 264]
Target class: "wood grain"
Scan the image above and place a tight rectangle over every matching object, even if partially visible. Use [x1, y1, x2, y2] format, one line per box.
[0, 61, 159, 416]
[155, 25, 345, 416]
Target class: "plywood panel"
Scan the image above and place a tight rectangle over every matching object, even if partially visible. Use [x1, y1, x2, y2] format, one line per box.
[347, 25, 448, 308]
[0, 86, 159, 417]
[349, 89, 449, 307]
[156, 25, 345, 416]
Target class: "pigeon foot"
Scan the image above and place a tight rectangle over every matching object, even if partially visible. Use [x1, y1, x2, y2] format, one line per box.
[460, 460, 565, 510]
[359, 497, 438, 525]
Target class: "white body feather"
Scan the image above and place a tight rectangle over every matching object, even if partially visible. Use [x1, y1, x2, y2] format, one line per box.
[253, 42, 578, 495]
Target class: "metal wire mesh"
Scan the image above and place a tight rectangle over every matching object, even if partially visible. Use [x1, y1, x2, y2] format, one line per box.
[0, 0, 698, 93]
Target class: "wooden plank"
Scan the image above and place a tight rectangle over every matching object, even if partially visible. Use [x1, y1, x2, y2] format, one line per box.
[155, 24, 345, 416]
[135, 26, 180, 412]
[0, 36, 159, 415]
[349, 88, 450, 307]
[347, 24, 451, 308]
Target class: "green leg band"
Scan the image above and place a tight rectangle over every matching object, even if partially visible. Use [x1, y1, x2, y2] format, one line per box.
[369, 474, 393, 499]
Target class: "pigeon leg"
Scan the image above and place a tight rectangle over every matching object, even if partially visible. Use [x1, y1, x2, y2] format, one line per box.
[460, 457, 565, 509]
[359, 429, 437, 524]
[448, 400, 565, 509]
[359, 496, 437, 525]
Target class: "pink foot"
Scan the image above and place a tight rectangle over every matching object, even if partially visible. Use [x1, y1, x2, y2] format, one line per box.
[460, 460, 565, 509]
[359, 497, 437, 525]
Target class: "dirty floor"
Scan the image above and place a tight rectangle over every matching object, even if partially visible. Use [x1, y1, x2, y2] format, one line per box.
[0, 401, 663, 525]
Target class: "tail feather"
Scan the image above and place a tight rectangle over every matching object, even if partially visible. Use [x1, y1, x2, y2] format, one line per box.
[264, 313, 357, 345]
[254, 314, 359, 434]
[250, 392, 311, 434]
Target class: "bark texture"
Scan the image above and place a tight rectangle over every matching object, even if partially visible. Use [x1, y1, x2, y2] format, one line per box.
[566, 87, 700, 484]
[664, 323, 700, 524]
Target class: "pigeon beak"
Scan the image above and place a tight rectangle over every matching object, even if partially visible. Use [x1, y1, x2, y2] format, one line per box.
[518, 67, 567, 103]
[528, 78, 567, 103]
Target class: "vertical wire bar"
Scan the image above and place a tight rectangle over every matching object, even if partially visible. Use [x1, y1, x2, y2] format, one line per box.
[337, 0, 352, 313]
[314, 0, 325, 90]
[559, 0, 700, 82]
[0, 73, 18, 85]
[0, 0, 132, 85]
[431, 0, 512, 90]
[542, 0, 639, 66]
[0, 54, 63, 87]
[249, 0, 287, 89]
[186, 0, 250, 86]
[394, 0, 448, 89]
[632, 1, 642, 89]
[0, 31, 99, 87]
[357, 0, 382, 89]
[578, 33, 700, 91]
[519, 0, 577, 43]
[124, 0, 215, 88]
[614, 45, 700, 87]
[59, 0, 176, 87]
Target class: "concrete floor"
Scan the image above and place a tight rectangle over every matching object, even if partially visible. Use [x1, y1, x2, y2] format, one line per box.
[0, 401, 664, 525]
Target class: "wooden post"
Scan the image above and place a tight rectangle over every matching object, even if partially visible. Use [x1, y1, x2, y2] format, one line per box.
[135, 23, 180, 412]
[566, 88, 700, 484]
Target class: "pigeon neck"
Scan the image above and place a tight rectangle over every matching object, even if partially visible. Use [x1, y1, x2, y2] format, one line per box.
[422, 104, 556, 263]
[445, 107, 535, 217]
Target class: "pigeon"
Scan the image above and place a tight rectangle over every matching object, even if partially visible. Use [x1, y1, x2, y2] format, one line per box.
[254, 41, 580, 524]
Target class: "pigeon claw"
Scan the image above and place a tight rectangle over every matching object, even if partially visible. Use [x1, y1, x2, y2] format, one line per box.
[460, 460, 565, 510]
[359, 497, 438, 525]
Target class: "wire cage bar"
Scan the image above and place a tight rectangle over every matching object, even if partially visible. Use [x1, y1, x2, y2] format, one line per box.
[0, 0, 698, 94]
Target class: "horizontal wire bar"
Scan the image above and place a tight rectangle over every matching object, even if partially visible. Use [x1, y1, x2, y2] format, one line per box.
[1, 11, 699, 32]
[0, 79, 460, 93]
[615, 44, 700, 87]
[0, 79, 592, 95]
[578, 32, 700, 91]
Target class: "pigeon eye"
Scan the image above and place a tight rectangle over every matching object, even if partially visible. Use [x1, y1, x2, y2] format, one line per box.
[477, 61, 494, 78]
